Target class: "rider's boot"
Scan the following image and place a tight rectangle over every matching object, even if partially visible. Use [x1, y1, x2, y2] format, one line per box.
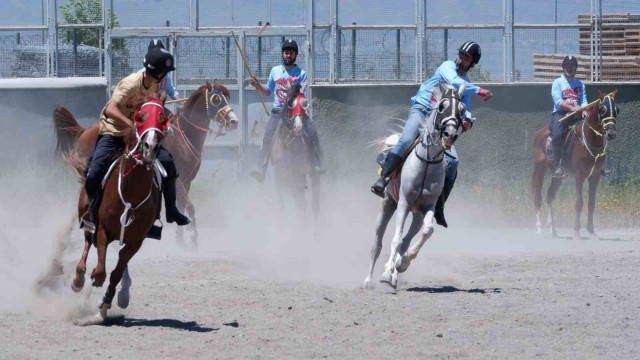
[434, 174, 456, 228]
[163, 177, 190, 226]
[146, 202, 163, 240]
[371, 153, 403, 198]
[552, 141, 565, 178]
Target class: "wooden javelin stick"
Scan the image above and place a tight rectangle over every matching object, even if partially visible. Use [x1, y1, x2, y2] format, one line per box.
[558, 98, 601, 122]
[166, 98, 188, 105]
[231, 31, 270, 116]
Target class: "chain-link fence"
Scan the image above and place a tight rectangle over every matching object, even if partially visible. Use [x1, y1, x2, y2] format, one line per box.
[1, 0, 640, 83]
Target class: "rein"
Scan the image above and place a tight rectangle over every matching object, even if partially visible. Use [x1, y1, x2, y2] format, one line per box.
[574, 96, 614, 179]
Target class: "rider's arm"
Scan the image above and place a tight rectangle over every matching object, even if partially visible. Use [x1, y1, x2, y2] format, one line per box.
[439, 61, 490, 99]
[299, 72, 309, 98]
[164, 75, 181, 100]
[579, 83, 588, 107]
[551, 79, 569, 111]
[105, 100, 134, 128]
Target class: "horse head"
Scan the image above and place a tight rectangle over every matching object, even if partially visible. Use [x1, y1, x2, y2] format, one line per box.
[431, 82, 465, 149]
[285, 82, 309, 137]
[203, 79, 239, 131]
[131, 93, 171, 165]
[596, 90, 618, 141]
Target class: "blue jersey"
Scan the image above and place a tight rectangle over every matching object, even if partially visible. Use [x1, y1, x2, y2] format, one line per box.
[411, 60, 481, 119]
[266, 65, 308, 110]
[136, 68, 179, 100]
[551, 75, 587, 114]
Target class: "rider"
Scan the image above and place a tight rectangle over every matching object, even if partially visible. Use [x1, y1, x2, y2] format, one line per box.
[549, 55, 588, 178]
[137, 39, 182, 103]
[248, 39, 325, 183]
[370, 41, 493, 227]
[85, 46, 190, 237]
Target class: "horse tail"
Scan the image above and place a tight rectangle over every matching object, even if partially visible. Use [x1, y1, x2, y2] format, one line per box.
[53, 105, 85, 158]
[63, 150, 88, 184]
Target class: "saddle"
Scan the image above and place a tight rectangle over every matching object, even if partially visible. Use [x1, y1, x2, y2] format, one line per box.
[376, 135, 421, 175]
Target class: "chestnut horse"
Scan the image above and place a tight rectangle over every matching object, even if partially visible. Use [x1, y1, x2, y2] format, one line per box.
[68, 97, 171, 320]
[53, 80, 238, 249]
[532, 91, 618, 240]
[270, 82, 320, 218]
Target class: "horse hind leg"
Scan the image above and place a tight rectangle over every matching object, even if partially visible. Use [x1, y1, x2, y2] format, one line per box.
[574, 174, 585, 241]
[116, 266, 131, 309]
[91, 226, 108, 287]
[546, 177, 563, 237]
[587, 174, 602, 240]
[395, 211, 425, 274]
[363, 197, 397, 289]
[72, 230, 92, 292]
[532, 161, 546, 235]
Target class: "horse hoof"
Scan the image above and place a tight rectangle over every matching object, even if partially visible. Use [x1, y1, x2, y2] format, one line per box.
[98, 304, 109, 319]
[71, 274, 85, 293]
[391, 273, 398, 289]
[395, 255, 411, 273]
[117, 289, 130, 309]
[362, 277, 375, 290]
[379, 272, 393, 286]
[589, 233, 599, 241]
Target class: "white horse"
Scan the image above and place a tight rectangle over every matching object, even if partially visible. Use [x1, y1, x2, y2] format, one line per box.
[364, 82, 466, 289]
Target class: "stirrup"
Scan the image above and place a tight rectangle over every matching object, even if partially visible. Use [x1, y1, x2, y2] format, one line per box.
[371, 178, 387, 198]
[553, 167, 565, 178]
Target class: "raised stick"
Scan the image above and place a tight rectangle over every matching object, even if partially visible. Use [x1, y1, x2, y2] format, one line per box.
[231, 31, 270, 116]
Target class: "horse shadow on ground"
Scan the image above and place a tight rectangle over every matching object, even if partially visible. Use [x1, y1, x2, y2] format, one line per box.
[102, 317, 218, 332]
[405, 286, 502, 294]
[555, 235, 628, 242]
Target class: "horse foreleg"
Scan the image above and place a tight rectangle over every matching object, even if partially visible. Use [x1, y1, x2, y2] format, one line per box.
[587, 173, 602, 240]
[310, 173, 321, 222]
[380, 203, 409, 289]
[72, 230, 92, 292]
[91, 226, 108, 287]
[532, 161, 546, 234]
[395, 211, 425, 273]
[175, 179, 192, 249]
[546, 177, 563, 237]
[100, 241, 143, 318]
[403, 210, 435, 266]
[116, 266, 132, 309]
[363, 197, 397, 289]
[574, 173, 585, 241]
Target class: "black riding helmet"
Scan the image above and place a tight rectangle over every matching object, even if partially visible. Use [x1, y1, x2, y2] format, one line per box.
[144, 47, 175, 75]
[458, 41, 481, 65]
[282, 39, 298, 55]
[562, 55, 578, 67]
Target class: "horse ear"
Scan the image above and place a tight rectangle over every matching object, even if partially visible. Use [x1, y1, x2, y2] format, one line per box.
[213, 79, 220, 88]
[598, 90, 605, 101]
[438, 81, 446, 95]
[205, 79, 212, 91]
[611, 89, 617, 100]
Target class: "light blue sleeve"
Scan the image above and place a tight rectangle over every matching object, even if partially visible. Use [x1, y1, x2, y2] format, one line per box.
[580, 82, 588, 107]
[438, 61, 481, 95]
[163, 75, 179, 100]
[266, 67, 276, 95]
[300, 71, 308, 98]
[462, 92, 472, 120]
[136, 67, 144, 74]
[551, 79, 563, 109]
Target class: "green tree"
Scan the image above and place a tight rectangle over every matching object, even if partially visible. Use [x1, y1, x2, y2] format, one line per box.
[60, 0, 124, 50]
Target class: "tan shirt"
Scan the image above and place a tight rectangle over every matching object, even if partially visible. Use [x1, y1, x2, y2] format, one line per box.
[99, 72, 159, 136]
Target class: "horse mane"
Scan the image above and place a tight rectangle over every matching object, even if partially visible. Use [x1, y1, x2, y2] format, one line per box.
[286, 83, 302, 108]
[183, 85, 208, 112]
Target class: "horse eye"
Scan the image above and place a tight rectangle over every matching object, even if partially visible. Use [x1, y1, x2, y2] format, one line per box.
[438, 99, 449, 112]
[300, 98, 309, 109]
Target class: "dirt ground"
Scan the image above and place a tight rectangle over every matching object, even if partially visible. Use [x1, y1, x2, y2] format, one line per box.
[2, 220, 639, 359]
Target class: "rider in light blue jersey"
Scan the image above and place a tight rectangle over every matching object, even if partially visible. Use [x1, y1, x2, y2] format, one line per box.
[371, 41, 494, 227]
[137, 40, 182, 102]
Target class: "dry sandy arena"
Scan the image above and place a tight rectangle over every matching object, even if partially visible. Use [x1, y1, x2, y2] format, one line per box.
[1, 173, 640, 359]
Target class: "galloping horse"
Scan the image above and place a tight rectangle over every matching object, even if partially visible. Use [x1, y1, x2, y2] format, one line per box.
[68, 96, 171, 319]
[532, 91, 618, 240]
[54, 80, 238, 248]
[363, 82, 465, 290]
[270, 82, 320, 218]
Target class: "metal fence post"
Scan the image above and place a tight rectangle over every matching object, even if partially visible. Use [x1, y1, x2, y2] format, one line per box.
[351, 24, 356, 80]
[415, 0, 425, 82]
[190, 0, 198, 31]
[237, 31, 248, 177]
[305, 0, 314, 117]
[330, 0, 337, 83]
[503, 0, 514, 82]
[47, 0, 58, 77]
[104, 0, 112, 99]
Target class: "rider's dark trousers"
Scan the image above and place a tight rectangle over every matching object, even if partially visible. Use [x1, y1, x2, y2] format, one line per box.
[257, 108, 322, 172]
[86, 135, 178, 201]
[85, 135, 125, 200]
[549, 111, 579, 163]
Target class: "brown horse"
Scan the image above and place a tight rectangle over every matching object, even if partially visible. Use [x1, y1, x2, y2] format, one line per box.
[68, 97, 171, 320]
[532, 91, 618, 240]
[53, 80, 238, 249]
[271, 83, 320, 218]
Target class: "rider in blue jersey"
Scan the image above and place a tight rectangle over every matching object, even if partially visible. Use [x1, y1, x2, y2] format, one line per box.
[549, 55, 588, 178]
[371, 41, 494, 227]
[249, 39, 324, 182]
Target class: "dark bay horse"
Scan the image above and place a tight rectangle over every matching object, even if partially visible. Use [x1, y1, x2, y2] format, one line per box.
[270, 82, 320, 218]
[54, 80, 238, 249]
[532, 91, 618, 240]
[68, 97, 171, 320]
